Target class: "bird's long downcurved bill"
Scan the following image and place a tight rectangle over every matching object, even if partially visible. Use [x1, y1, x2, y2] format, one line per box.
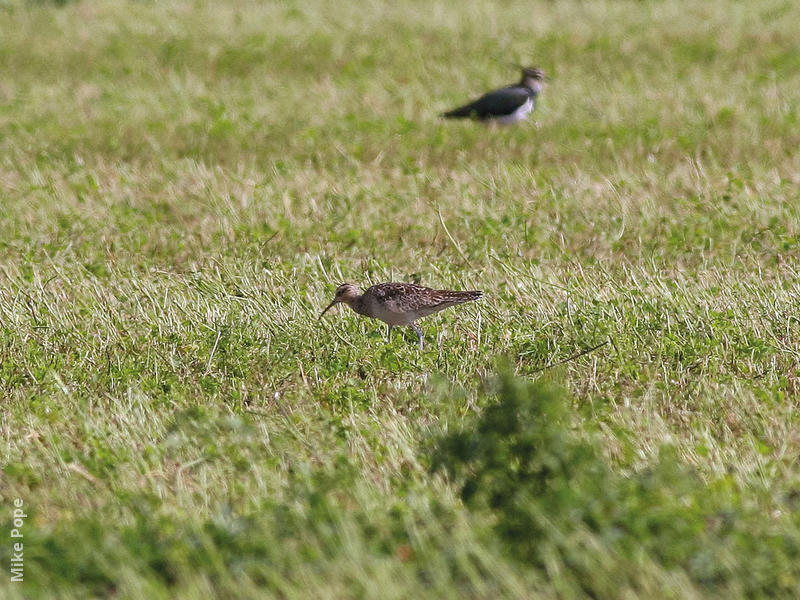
[319, 300, 337, 319]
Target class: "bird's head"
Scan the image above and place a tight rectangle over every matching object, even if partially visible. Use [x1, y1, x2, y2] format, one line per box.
[319, 283, 361, 318]
[519, 66, 546, 93]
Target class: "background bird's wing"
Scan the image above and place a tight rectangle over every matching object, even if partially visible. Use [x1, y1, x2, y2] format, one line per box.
[442, 86, 530, 119]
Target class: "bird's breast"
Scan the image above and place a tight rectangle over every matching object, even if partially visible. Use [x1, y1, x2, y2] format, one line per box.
[494, 96, 534, 125]
[361, 296, 416, 325]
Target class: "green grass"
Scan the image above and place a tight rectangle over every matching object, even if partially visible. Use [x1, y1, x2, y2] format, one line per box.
[2, 0, 800, 597]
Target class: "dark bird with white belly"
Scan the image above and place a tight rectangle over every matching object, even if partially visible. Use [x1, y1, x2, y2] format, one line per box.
[441, 66, 546, 125]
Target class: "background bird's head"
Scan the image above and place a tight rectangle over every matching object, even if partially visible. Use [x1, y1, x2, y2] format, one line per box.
[519, 67, 546, 93]
[320, 283, 361, 317]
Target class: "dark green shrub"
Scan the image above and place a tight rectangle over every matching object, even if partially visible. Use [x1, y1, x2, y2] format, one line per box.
[432, 373, 800, 597]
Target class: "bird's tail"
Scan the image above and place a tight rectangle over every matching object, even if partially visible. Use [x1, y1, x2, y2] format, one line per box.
[440, 106, 473, 119]
[438, 290, 483, 304]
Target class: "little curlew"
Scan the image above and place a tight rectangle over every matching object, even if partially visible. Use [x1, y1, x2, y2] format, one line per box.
[319, 282, 483, 349]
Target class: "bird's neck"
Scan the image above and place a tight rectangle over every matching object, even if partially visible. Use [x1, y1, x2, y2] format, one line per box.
[347, 295, 369, 316]
[520, 79, 543, 96]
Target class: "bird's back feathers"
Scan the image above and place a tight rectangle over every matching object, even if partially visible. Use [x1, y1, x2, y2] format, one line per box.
[442, 86, 533, 120]
[365, 283, 482, 317]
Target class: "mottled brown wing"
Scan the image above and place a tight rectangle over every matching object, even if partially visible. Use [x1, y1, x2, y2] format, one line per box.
[415, 289, 483, 316]
[369, 283, 424, 312]
[370, 283, 482, 316]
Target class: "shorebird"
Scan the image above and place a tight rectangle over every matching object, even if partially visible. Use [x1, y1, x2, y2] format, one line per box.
[441, 66, 546, 125]
[319, 282, 483, 349]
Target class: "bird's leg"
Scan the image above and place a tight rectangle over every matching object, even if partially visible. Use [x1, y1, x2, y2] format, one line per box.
[410, 323, 424, 350]
[387, 325, 393, 341]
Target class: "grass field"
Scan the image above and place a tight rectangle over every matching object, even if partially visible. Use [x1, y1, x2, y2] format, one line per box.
[2, 0, 800, 597]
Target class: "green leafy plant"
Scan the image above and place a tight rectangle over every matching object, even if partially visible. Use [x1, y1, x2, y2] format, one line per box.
[433, 373, 800, 597]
